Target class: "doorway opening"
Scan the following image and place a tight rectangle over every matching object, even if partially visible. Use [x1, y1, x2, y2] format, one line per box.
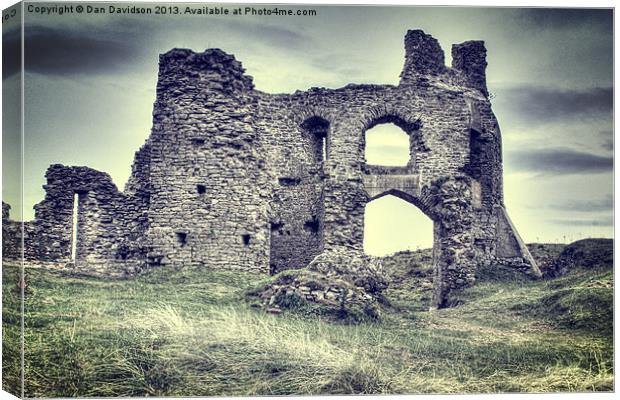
[363, 194, 433, 256]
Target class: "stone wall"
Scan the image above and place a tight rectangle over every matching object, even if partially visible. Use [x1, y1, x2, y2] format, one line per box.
[3, 29, 540, 307]
[2, 201, 20, 260]
[2, 201, 37, 261]
[4, 165, 149, 276]
[144, 49, 271, 273]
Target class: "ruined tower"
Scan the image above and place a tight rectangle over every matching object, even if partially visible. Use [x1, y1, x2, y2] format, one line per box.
[4, 29, 541, 308]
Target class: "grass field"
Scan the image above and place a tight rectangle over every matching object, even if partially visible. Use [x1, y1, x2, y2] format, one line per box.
[2, 243, 613, 397]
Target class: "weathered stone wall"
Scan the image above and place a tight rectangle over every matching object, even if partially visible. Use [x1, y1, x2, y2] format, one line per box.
[254, 95, 328, 273]
[4, 29, 540, 307]
[6, 165, 149, 276]
[2, 201, 37, 261]
[2, 201, 21, 260]
[144, 49, 271, 273]
[2, 202, 10, 221]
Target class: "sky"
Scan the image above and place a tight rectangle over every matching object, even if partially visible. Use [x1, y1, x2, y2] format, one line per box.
[1, 2, 614, 256]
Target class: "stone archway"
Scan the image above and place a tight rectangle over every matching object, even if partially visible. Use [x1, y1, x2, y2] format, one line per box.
[363, 193, 434, 255]
[361, 177, 479, 308]
[363, 189, 436, 275]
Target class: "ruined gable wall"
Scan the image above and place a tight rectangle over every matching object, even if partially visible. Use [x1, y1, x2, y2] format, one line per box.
[33, 165, 115, 262]
[26, 165, 147, 276]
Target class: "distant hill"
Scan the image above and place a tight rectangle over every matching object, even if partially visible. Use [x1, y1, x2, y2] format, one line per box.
[380, 239, 613, 279]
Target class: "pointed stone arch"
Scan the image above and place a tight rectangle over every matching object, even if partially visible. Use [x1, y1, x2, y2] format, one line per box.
[368, 188, 437, 222]
[364, 191, 434, 255]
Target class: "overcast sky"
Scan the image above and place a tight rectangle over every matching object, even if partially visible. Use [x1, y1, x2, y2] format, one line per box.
[2, 3, 613, 255]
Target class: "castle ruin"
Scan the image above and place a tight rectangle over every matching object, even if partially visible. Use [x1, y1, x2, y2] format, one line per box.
[2, 30, 541, 308]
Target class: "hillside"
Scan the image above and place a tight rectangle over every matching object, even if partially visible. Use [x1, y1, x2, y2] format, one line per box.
[2, 240, 613, 396]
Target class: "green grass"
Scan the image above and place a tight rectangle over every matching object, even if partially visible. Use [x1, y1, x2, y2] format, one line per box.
[1, 247, 614, 397]
[2, 267, 22, 398]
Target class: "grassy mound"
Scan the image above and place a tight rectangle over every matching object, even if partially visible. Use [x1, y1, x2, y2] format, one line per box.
[246, 249, 387, 323]
[539, 285, 612, 333]
[544, 239, 613, 277]
[527, 243, 566, 277]
[510, 266, 613, 335]
[380, 249, 434, 312]
[246, 268, 382, 323]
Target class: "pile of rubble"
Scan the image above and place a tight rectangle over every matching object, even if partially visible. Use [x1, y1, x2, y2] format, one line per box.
[248, 248, 389, 323]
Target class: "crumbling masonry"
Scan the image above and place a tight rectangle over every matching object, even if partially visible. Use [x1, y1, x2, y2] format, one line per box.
[2, 30, 541, 307]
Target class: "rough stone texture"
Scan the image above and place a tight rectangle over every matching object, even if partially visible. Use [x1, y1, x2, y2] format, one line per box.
[3, 201, 21, 260]
[248, 248, 387, 322]
[452, 41, 488, 97]
[2, 202, 10, 222]
[2, 202, 36, 262]
[307, 248, 389, 294]
[400, 30, 446, 78]
[2, 29, 540, 307]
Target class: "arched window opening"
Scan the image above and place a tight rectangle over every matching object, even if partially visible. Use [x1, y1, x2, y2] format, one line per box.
[364, 123, 411, 166]
[363, 194, 433, 256]
[300, 116, 329, 164]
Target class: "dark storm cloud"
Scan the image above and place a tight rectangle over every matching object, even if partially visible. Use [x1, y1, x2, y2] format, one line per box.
[602, 139, 614, 151]
[21, 25, 139, 76]
[516, 8, 613, 30]
[496, 86, 612, 124]
[15, 18, 305, 78]
[3, 28, 21, 79]
[549, 217, 613, 227]
[506, 148, 613, 175]
[599, 130, 613, 151]
[551, 195, 613, 212]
